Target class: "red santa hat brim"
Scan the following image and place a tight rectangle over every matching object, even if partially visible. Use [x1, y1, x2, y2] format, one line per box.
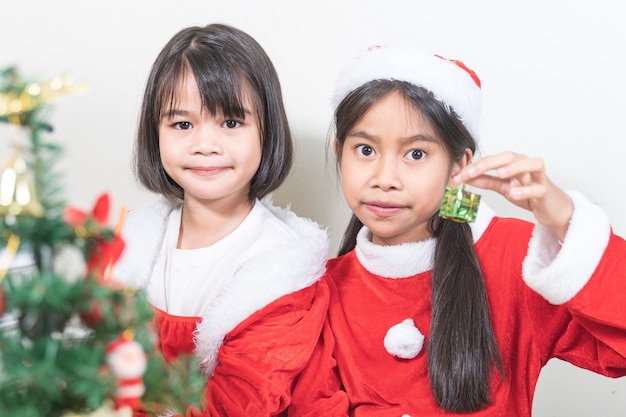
[332, 45, 482, 140]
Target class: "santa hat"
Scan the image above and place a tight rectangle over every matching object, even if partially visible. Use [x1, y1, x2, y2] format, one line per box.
[332, 45, 482, 140]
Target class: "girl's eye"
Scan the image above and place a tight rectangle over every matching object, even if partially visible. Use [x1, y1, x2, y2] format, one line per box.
[406, 149, 426, 161]
[223, 119, 241, 129]
[174, 121, 192, 130]
[356, 144, 375, 157]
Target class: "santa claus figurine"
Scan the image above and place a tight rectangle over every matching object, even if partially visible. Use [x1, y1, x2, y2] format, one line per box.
[106, 332, 148, 411]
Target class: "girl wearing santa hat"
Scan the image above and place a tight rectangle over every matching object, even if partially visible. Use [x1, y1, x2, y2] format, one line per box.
[113, 23, 329, 416]
[289, 45, 626, 416]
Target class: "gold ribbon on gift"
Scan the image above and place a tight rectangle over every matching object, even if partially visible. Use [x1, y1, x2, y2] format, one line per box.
[438, 185, 481, 223]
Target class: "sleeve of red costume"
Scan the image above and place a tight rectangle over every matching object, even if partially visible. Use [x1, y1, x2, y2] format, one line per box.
[288, 317, 349, 417]
[551, 232, 626, 376]
[521, 191, 626, 376]
[288, 275, 349, 417]
[196, 280, 330, 416]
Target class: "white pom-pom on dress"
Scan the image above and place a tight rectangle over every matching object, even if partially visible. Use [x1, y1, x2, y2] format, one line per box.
[383, 318, 424, 359]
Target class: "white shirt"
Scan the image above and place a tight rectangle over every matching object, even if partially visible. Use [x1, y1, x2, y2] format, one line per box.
[146, 200, 300, 316]
[113, 197, 329, 374]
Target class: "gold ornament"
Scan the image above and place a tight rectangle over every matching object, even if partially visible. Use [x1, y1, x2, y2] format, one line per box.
[0, 146, 44, 218]
[0, 70, 88, 119]
[0, 232, 20, 283]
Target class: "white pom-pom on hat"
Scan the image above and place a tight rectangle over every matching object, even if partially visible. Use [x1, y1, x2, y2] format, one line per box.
[332, 44, 482, 140]
[384, 318, 425, 359]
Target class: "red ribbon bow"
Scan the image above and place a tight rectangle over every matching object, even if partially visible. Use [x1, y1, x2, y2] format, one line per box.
[63, 193, 125, 281]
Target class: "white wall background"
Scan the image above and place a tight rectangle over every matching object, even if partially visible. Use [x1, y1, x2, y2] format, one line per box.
[2, 0, 625, 414]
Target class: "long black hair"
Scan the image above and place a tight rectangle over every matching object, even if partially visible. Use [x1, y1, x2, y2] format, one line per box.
[335, 79, 503, 413]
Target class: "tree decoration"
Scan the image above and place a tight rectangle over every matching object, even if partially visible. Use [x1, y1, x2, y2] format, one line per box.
[0, 67, 88, 123]
[63, 193, 125, 282]
[0, 144, 45, 217]
[1, 66, 79, 272]
[0, 67, 206, 417]
[106, 331, 148, 411]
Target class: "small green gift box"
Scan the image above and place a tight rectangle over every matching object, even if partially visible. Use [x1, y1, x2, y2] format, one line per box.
[438, 186, 481, 223]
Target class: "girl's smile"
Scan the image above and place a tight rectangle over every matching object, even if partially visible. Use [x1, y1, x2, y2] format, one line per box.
[187, 166, 231, 176]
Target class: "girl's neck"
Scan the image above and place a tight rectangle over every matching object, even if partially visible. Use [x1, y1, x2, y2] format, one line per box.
[177, 197, 255, 249]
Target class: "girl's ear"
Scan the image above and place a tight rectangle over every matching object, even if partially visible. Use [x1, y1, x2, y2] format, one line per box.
[333, 139, 343, 167]
[448, 148, 473, 184]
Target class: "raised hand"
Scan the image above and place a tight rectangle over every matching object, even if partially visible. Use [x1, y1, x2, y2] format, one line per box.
[451, 151, 573, 240]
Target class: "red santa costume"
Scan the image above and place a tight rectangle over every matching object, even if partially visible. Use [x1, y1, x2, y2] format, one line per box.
[290, 193, 626, 417]
[113, 198, 329, 416]
[288, 45, 626, 416]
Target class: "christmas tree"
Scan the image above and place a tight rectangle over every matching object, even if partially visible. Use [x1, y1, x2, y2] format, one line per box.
[0, 67, 206, 417]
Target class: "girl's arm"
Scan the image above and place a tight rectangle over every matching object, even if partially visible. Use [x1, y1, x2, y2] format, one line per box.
[289, 318, 350, 417]
[522, 227, 626, 376]
[456, 153, 626, 375]
[172, 279, 347, 417]
[205, 281, 330, 416]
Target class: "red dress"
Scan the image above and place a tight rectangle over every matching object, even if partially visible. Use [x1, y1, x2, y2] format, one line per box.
[161, 281, 330, 417]
[114, 199, 330, 416]
[153, 308, 199, 360]
[290, 193, 626, 417]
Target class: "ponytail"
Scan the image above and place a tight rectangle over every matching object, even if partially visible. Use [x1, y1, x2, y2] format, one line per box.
[428, 216, 503, 412]
[337, 215, 363, 256]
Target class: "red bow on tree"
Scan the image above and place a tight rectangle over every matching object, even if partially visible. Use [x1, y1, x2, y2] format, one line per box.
[63, 193, 125, 282]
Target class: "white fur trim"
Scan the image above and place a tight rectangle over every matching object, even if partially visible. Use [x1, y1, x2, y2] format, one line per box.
[384, 318, 424, 359]
[112, 198, 177, 288]
[356, 227, 435, 278]
[111, 197, 328, 378]
[522, 190, 611, 304]
[356, 202, 495, 278]
[193, 198, 328, 376]
[333, 45, 482, 140]
[469, 200, 495, 243]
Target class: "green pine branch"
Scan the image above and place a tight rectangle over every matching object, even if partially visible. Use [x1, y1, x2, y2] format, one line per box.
[1, 66, 207, 417]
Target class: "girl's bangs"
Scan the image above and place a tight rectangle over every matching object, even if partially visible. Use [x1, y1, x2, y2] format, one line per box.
[157, 53, 251, 120]
[188, 50, 250, 119]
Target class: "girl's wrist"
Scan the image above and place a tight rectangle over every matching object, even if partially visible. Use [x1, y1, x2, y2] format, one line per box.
[544, 184, 573, 242]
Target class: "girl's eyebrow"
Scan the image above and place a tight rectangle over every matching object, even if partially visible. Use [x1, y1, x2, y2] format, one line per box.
[348, 130, 439, 145]
[227, 108, 254, 118]
[161, 109, 192, 119]
[347, 130, 373, 140]
[161, 107, 254, 119]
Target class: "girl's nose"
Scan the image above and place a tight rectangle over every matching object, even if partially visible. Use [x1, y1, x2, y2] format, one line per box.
[370, 157, 401, 191]
[190, 127, 222, 154]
